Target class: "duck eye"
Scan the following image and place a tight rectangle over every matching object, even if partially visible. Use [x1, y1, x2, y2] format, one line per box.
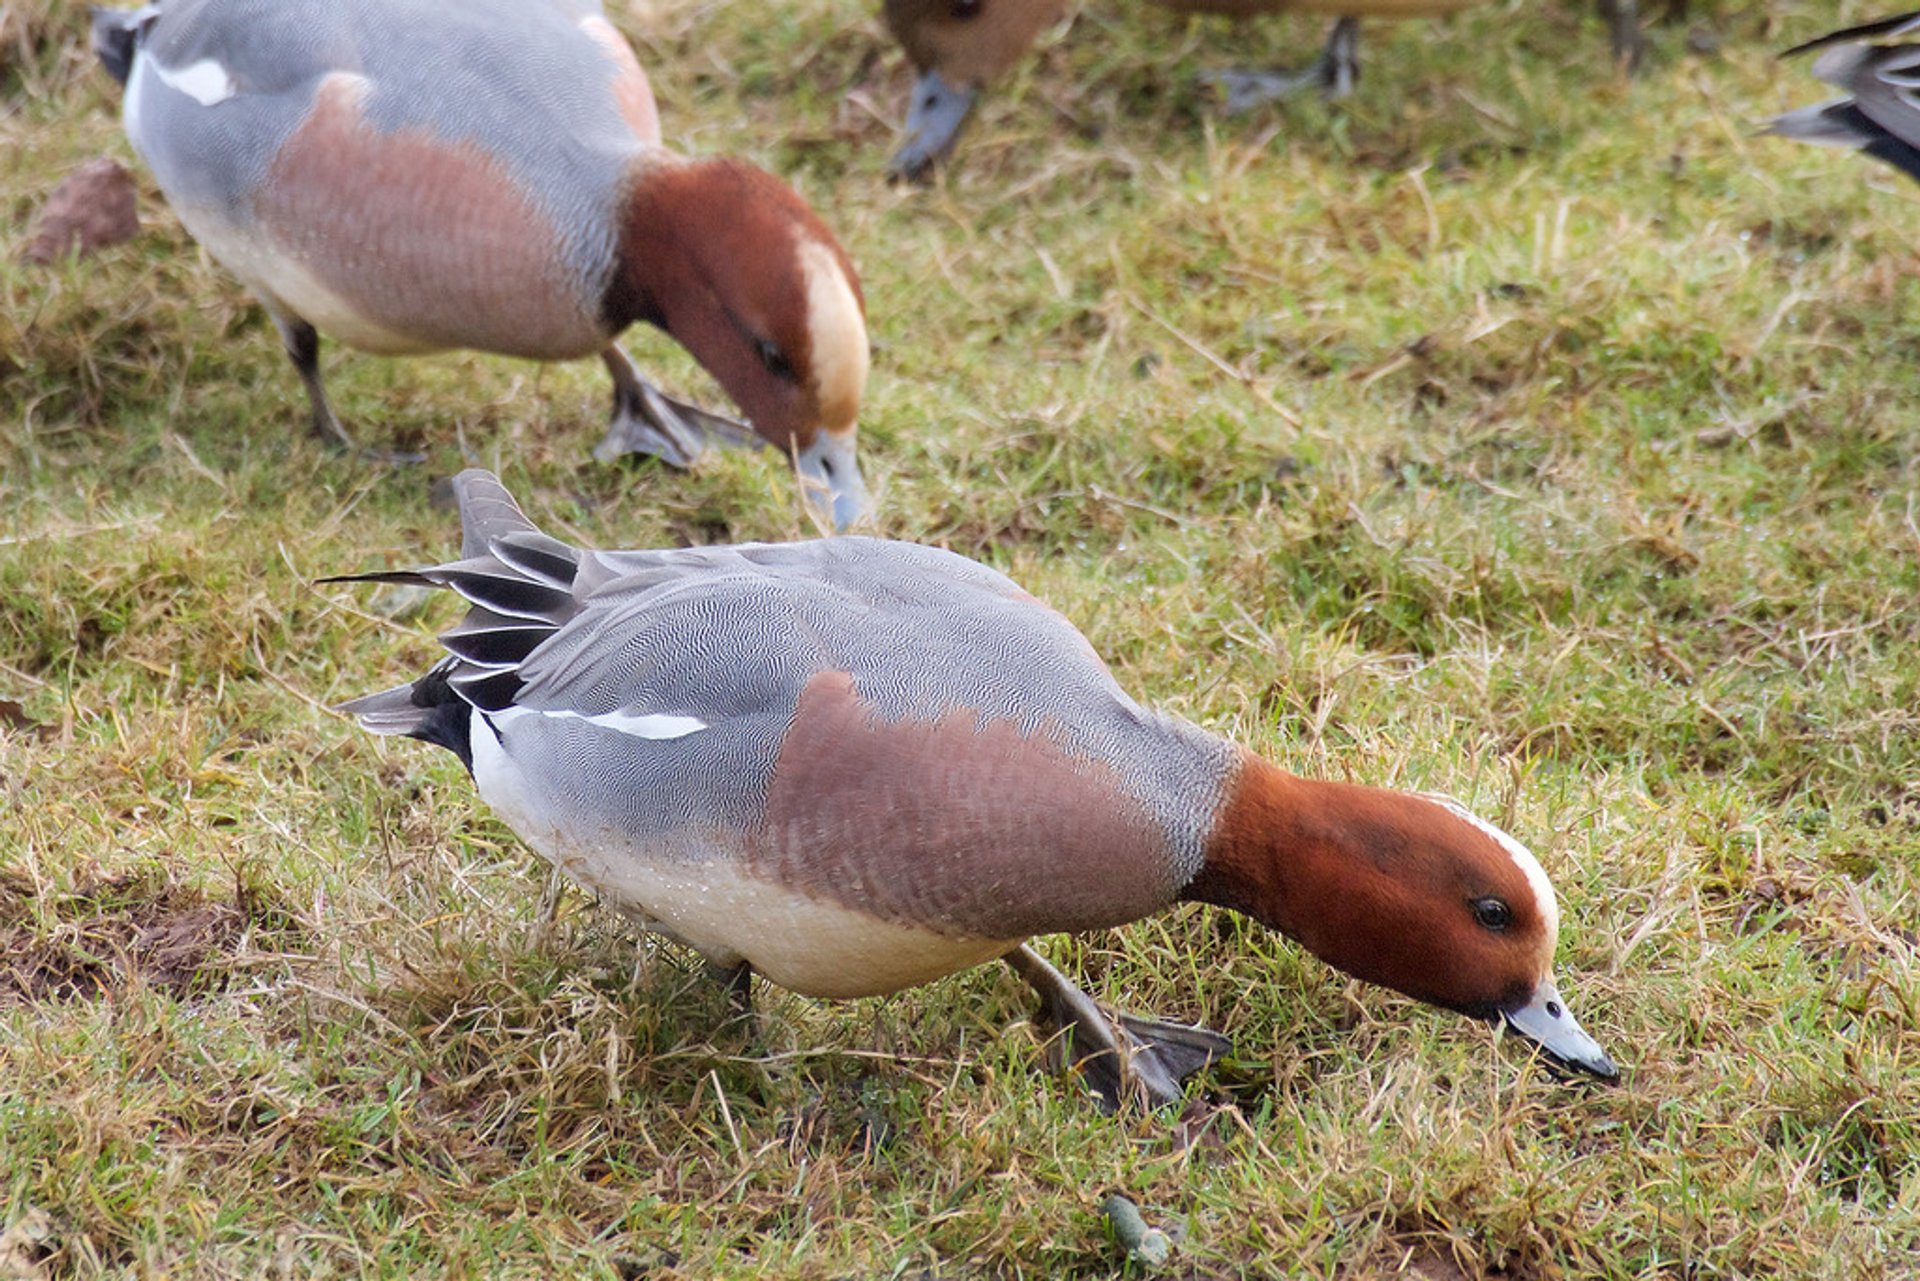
[757, 338, 796, 382]
[1471, 897, 1512, 931]
[951, 0, 982, 18]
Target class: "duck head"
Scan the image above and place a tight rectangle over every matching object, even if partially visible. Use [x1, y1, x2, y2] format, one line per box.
[1187, 757, 1617, 1080]
[614, 156, 872, 529]
[884, 0, 1070, 179]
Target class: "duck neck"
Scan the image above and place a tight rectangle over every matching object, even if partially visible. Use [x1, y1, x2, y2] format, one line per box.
[1182, 751, 1428, 996]
[600, 157, 690, 335]
[1183, 752, 1328, 936]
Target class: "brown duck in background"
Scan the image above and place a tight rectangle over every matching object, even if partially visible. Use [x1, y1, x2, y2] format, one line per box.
[884, 0, 1653, 179]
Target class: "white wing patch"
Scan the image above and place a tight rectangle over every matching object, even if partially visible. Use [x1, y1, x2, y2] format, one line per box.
[150, 57, 237, 107]
[1421, 793, 1561, 946]
[523, 706, 707, 741]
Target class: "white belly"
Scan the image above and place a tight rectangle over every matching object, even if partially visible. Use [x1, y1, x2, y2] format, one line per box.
[470, 721, 1019, 998]
[173, 204, 447, 354]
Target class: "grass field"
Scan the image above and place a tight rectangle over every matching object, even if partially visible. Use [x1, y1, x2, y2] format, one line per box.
[4, 0, 1919, 1275]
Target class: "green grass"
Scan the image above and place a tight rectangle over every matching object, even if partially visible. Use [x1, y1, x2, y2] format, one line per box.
[4, 0, 1919, 1275]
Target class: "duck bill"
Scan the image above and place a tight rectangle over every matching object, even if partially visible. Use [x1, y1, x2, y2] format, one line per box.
[794, 429, 872, 532]
[1501, 975, 1618, 1081]
[889, 69, 976, 182]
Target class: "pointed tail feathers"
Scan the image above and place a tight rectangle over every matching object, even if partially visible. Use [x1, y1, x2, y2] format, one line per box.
[1780, 11, 1920, 61]
[1771, 13, 1920, 185]
[451, 468, 541, 560]
[336, 681, 437, 736]
[335, 664, 475, 772]
[325, 471, 581, 768]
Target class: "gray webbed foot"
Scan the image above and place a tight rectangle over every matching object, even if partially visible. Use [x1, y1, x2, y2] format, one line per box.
[1202, 16, 1360, 114]
[593, 346, 761, 467]
[1003, 944, 1231, 1112]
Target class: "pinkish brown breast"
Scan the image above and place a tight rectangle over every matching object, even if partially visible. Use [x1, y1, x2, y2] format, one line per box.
[254, 75, 609, 359]
[752, 671, 1191, 940]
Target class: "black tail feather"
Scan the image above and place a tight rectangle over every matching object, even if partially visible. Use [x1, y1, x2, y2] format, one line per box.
[439, 608, 554, 669]
[336, 662, 474, 773]
[329, 470, 581, 755]
[1781, 10, 1920, 61]
[89, 5, 158, 86]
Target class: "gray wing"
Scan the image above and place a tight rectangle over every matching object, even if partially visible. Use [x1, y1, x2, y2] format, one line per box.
[124, 0, 360, 219]
[497, 536, 1229, 857]
[516, 537, 1121, 732]
[337, 471, 1236, 931]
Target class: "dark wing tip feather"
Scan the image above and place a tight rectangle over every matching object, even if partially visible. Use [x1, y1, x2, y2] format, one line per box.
[450, 666, 525, 713]
[443, 569, 575, 624]
[1781, 11, 1920, 61]
[315, 569, 446, 589]
[491, 531, 581, 589]
[439, 608, 553, 669]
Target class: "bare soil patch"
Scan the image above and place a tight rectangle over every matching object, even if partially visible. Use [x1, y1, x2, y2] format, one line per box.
[0, 867, 253, 1004]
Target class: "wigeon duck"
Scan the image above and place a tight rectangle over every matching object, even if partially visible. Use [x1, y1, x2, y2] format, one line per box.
[90, 0, 872, 528]
[883, 0, 1647, 179]
[332, 469, 1617, 1106]
[1769, 12, 1920, 185]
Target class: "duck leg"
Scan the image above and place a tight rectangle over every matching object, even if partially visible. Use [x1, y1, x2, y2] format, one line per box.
[708, 959, 755, 1016]
[269, 312, 424, 463]
[1203, 17, 1361, 116]
[1002, 944, 1230, 1112]
[1597, 0, 1645, 72]
[591, 345, 763, 467]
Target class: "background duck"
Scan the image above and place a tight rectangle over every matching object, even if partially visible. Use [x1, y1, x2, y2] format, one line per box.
[1769, 11, 1920, 184]
[884, 0, 1651, 179]
[334, 469, 1617, 1108]
[90, 0, 873, 528]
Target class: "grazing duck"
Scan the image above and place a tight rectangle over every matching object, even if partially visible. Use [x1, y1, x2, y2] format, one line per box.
[90, 0, 872, 528]
[332, 469, 1617, 1107]
[1769, 12, 1920, 185]
[883, 0, 1648, 180]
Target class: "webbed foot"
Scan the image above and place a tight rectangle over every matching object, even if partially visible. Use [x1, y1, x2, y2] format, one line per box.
[1202, 16, 1360, 114]
[593, 346, 762, 467]
[1003, 944, 1230, 1112]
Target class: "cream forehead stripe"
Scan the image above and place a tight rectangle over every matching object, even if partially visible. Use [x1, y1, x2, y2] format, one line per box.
[797, 239, 868, 432]
[1422, 794, 1562, 945]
